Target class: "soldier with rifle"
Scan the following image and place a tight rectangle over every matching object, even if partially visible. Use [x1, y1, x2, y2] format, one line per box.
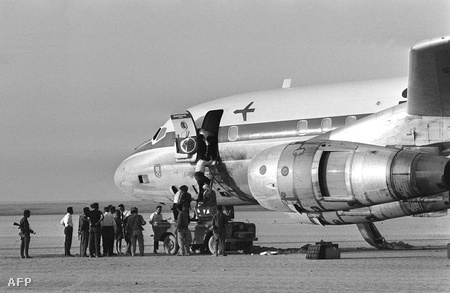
[13, 210, 35, 259]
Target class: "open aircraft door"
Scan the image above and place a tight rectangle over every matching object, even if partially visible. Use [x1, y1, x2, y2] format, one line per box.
[170, 111, 198, 162]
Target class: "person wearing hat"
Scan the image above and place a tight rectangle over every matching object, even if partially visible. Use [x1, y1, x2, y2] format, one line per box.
[127, 207, 146, 256]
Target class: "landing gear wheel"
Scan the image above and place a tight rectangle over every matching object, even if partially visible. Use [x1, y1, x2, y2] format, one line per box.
[163, 234, 179, 255]
[208, 235, 215, 254]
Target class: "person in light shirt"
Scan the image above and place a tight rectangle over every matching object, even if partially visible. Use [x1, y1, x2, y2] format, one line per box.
[60, 207, 74, 257]
[172, 189, 182, 220]
[118, 204, 130, 218]
[101, 206, 117, 257]
[149, 205, 164, 253]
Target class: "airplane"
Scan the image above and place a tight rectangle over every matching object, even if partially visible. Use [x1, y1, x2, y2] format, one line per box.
[115, 36, 450, 249]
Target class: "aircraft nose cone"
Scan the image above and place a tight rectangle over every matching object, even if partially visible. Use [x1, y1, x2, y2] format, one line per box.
[114, 165, 124, 192]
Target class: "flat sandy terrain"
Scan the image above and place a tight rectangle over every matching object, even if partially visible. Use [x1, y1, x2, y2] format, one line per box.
[1, 210, 450, 292]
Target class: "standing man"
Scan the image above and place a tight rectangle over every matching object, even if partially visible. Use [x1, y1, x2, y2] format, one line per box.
[118, 204, 130, 218]
[149, 205, 163, 253]
[172, 188, 182, 220]
[88, 202, 104, 258]
[60, 207, 74, 257]
[19, 210, 34, 259]
[202, 184, 217, 207]
[128, 207, 146, 256]
[118, 204, 131, 254]
[101, 206, 117, 256]
[179, 185, 192, 212]
[175, 204, 191, 256]
[114, 209, 124, 254]
[78, 207, 90, 257]
[212, 205, 228, 256]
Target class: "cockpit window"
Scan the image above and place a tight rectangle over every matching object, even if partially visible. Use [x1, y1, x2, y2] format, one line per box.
[135, 127, 168, 150]
[152, 127, 167, 144]
[152, 128, 162, 141]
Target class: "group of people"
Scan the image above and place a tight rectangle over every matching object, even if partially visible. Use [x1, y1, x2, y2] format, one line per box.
[171, 181, 227, 257]
[171, 201, 228, 257]
[17, 198, 229, 258]
[65, 203, 149, 257]
[16, 203, 158, 259]
[16, 126, 231, 259]
[17, 127, 227, 259]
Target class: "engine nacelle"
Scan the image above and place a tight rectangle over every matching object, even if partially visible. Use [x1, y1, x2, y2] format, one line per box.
[247, 141, 450, 212]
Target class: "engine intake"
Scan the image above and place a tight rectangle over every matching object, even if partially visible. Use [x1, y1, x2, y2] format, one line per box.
[247, 141, 450, 212]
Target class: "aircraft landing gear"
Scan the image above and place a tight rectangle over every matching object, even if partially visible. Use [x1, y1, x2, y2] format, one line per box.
[356, 223, 411, 249]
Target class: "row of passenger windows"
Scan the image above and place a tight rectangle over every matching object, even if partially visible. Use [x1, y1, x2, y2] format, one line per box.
[228, 116, 357, 141]
[148, 116, 358, 145]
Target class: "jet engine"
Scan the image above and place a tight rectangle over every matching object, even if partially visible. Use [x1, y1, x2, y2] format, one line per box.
[247, 141, 450, 212]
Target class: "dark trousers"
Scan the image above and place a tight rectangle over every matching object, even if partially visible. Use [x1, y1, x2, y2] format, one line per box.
[79, 230, 89, 257]
[214, 230, 226, 256]
[64, 226, 73, 256]
[124, 233, 131, 254]
[172, 203, 179, 220]
[102, 226, 115, 256]
[20, 235, 30, 257]
[153, 227, 159, 252]
[89, 226, 101, 257]
[131, 230, 144, 256]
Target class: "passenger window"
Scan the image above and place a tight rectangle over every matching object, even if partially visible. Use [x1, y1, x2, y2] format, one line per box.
[345, 116, 357, 125]
[297, 120, 308, 135]
[321, 118, 332, 132]
[228, 126, 238, 141]
[152, 127, 167, 144]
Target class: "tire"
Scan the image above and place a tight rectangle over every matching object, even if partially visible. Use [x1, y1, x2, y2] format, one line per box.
[163, 234, 178, 255]
[208, 235, 215, 254]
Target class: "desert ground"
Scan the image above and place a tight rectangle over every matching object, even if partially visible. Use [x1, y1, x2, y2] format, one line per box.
[1, 205, 450, 292]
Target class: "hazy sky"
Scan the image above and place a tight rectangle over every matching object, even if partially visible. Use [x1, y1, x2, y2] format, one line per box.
[1, 1, 449, 203]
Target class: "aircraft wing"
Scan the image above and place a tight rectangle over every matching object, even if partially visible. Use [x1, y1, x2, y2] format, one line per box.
[407, 36, 450, 116]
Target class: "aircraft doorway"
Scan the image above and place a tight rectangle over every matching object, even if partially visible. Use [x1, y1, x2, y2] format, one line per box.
[197, 109, 223, 164]
[195, 110, 223, 197]
[201, 110, 223, 138]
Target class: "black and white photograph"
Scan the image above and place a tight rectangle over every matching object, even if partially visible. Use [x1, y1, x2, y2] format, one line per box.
[1, 1, 450, 292]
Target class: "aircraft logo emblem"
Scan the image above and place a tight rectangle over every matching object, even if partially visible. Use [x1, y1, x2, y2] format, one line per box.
[234, 102, 255, 121]
[154, 164, 162, 178]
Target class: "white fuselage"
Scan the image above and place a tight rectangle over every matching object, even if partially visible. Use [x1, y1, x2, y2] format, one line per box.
[115, 78, 408, 204]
